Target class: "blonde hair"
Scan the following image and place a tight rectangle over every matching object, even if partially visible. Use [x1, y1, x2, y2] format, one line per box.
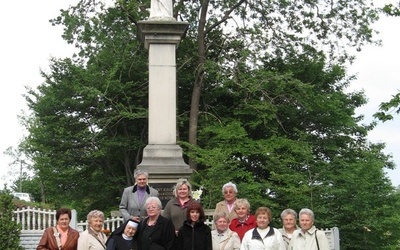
[233, 198, 251, 212]
[173, 179, 192, 197]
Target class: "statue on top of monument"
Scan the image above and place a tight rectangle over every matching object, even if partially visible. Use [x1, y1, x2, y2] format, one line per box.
[150, 0, 174, 20]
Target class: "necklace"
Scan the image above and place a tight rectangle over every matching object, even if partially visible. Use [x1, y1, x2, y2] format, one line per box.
[147, 220, 157, 226]
[239, 215, 249, 224]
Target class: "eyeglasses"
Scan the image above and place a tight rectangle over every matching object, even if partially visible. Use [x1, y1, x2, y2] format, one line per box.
[146, 205, 158, 210]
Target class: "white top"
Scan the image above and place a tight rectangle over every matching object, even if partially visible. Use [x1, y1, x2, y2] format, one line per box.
[240, 227, 285, 250]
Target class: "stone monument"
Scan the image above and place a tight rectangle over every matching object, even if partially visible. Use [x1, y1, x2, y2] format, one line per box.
[136, 0, 192, 206]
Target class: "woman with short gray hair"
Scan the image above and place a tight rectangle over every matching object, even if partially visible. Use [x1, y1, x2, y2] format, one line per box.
[211, 212, 240, 250]
[78, 210, 107, 250]
[213, 182, 238, 222]
[119, 169, 159, 222]
[288, 208, 330, 250]
[138, 197, 175, 250]
[279, 209, 298, 249]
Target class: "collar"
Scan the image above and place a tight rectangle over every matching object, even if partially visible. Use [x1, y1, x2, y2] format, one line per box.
[238, 215, 250, 224]
[122, 233, 133, 240]
[184, 219, 205, 228]
[251, 227, 275, 240]
[88, 227, 100, 237]
[132, 184, 150, 193]
[280, 226, 298, 235]
[88, 227, 106, 248]
[56, 225, 69, 234]
[298, 225, 317, 235]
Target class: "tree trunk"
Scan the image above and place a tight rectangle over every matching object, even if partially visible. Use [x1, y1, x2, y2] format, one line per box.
[188, 0, 209, 170]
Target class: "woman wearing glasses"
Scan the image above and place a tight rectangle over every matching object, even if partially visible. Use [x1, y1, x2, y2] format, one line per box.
[138, 197, 175, 250]
[213, 182, 238, 223]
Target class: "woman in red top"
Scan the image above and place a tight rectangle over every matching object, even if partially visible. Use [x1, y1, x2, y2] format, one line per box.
[228, 198, 256, 241]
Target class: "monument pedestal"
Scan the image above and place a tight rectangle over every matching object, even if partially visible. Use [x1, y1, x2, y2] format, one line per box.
[138, 145, 192, 180]
[138, 144, 192, 206]
[137, 20, 192, 206]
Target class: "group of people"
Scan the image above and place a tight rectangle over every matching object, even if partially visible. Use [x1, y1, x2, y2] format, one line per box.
[36, 170, 331, 250]
[211, 181, 331, 250]
[36, 208, 136, 250]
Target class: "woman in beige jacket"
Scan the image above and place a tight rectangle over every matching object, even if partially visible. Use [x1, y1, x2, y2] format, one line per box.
[211, 212, 240, 250]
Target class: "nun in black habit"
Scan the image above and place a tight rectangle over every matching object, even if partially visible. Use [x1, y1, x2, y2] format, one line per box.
[106, 219, 139, 250]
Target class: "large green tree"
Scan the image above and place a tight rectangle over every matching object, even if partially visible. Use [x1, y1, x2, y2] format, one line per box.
[186, 49, 400, 249]
[17, 0, 400, 248]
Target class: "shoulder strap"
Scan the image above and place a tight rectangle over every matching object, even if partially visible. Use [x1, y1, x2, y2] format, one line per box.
[88, 228, 106, 249]
[52, 227, 62, 250]
[220, 231, 233, 250]
[315, 229, 320, 250]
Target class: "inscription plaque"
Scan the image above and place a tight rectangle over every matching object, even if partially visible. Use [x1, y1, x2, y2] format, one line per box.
[150, 182, 175, 208]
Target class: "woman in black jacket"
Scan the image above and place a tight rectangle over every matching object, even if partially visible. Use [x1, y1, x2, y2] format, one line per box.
[176, 201, 212, 250]
[138, 197, 176, 250]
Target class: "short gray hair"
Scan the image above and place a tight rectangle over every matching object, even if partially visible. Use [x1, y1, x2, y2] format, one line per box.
[134, 169, 149, 179]
[222, 182, 238, 194]
[87, 210, 104, 222]
[299, 208, 315, 221]
[213, 212, 230, 224]
[173, 179, 192, 197]
[145, 196, 163, 210]
[281, 208, 297, 220]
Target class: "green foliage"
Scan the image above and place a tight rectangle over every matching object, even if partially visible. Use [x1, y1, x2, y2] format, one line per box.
[13, 0, 400, 248]
[21, 2, 150, 217]
[184, 51, 400, 248]
[383, 3, 400, 16]
[0, 191, 24, 250]
[374, 92, 400, 122]
[11, 174, 41, 202]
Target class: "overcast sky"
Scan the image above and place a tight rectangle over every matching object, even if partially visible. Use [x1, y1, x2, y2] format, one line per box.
[0, 1, 399, 188]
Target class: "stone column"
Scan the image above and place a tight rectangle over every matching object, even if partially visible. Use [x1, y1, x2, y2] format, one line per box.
[136, 18, 192, 206]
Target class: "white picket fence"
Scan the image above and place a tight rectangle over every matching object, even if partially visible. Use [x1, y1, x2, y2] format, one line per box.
[12, 206, 124, 232]
[13, 206, 123, 250]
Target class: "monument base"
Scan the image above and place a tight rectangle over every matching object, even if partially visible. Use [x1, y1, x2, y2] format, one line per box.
[137, 144, 192, 207]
